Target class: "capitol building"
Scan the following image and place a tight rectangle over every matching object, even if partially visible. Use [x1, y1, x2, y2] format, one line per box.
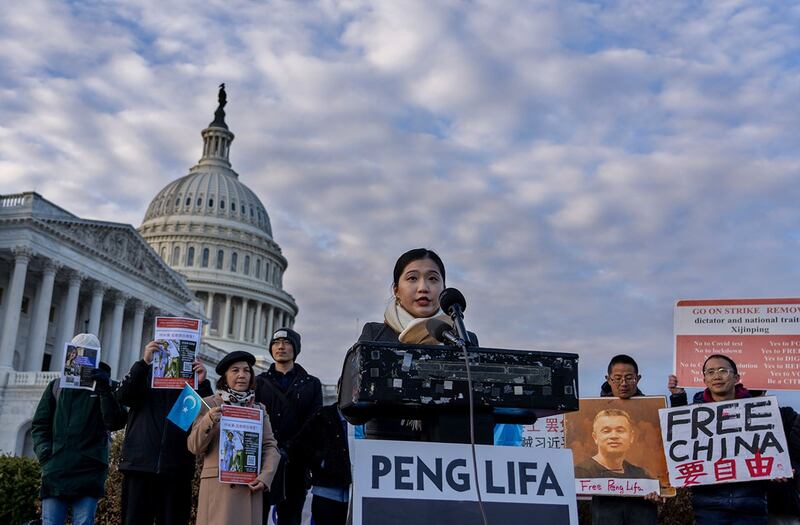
[0, 88, 298, 455]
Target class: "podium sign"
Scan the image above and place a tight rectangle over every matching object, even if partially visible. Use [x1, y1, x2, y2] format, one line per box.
[352, 439, 577, 525]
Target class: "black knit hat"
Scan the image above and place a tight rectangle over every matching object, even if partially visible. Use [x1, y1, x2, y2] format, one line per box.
[269, 327, 301, 359]
[215, 350, 256, 376]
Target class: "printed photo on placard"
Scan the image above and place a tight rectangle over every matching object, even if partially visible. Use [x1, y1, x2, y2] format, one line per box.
[60, 342, 100, 390]
[565, 396, 674, 497]
[152, 317, 201, 389]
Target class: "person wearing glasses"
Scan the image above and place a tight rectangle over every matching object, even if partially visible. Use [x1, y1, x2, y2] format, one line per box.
[578, 354, 658, 525]
[668, 354, 769, 525]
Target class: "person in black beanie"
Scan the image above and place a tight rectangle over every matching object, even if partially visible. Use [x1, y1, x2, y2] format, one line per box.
[256, 327, 322, 525]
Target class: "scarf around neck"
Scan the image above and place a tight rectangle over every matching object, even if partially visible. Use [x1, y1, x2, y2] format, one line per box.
[383, 298, 452, 345]
[217, 388, 255, 407]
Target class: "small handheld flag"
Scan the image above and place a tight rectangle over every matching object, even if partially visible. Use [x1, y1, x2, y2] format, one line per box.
[167, 384, 205, 431]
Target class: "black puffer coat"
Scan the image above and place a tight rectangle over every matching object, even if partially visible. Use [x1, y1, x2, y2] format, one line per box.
[116, 359, 212, 476]
[255, 363, 322, 446]
[290, 403, 351, 489]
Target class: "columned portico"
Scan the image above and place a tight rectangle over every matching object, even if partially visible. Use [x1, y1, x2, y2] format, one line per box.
[52, 271, 83, 370]
[107, 292, 127, 376]
[0, 247, 32, 369]
[25, 259, 60, 371]
[87, 282, 106, 336]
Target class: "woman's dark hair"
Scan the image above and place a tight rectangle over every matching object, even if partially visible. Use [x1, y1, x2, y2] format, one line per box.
[702, 354, 738, 375]
[215, 363, 256, 390]
[392, 248, 446, 286]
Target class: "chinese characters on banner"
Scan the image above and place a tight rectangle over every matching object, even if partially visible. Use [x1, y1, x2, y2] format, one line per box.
[674, 298, 800, 390]
[659, 396, 792, 487]
[565, 397, 672, 497]
[219, 405, 263, 484]
[152, 317, 201, 389]
[352, 439, 578, 525]
[520, 415, 565, 449]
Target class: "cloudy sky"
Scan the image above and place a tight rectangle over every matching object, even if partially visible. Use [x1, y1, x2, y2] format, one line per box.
[3, 1, 800, 402]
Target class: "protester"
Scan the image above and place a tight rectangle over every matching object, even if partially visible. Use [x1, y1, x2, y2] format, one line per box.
[188, 351, 280, 524]
[31, 333, 127, 525]
[116, 340, 211, 525]
[576, 354, 658, 525]
[290, 397, 352, 525]
[357, 248, 479, 442]
[668, 354, 770, 525]
[256, 327, 322, 525]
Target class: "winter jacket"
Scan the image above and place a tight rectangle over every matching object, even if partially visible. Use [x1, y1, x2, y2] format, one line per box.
[31, 379, 127, 498]
[116, 359, 212, 476]
[255, 363, 322, 447]
[356, 322, 479, 441]
[591, 381, 657, 525]
[673, 387, 769, 523]
[187, 395, 281, 525]
[767, 406, 800, 516]
[290, 403, 351, 489]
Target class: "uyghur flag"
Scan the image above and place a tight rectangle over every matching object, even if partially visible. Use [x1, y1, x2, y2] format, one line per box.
[167, 384, 203, 431]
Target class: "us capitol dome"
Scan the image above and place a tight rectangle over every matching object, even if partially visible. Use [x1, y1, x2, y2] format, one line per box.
[138, 86, 298, 371]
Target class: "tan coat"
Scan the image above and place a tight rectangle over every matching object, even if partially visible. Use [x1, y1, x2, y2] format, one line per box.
[188, 395, 281, 525]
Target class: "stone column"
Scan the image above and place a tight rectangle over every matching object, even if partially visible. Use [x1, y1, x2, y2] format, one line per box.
[87, 282, 106, 336]
[126, 301, 146, 371]
[52, 271, 82, 370]
[204, 292, 215, 336]
[0, 247, 33, 369]
[266, 305, 275, 341]
[279, 310, 287, 330]
[222, 294, 232, 339]
[25, 260, 61, 371]
[239, 299, 249, 341]
[106, 292, 126, 377]
[254, 302, 263, 344]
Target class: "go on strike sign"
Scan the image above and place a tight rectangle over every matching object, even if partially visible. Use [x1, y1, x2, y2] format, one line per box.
[659, 397, 791, 487]
[674, 298, 800, 390]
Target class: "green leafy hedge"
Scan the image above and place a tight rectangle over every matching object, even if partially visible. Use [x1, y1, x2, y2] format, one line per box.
[0, 455, 41, 524]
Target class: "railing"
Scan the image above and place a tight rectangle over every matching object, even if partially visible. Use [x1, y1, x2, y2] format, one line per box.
[10, 371, 61, 387]
[0, 193, 30, 208]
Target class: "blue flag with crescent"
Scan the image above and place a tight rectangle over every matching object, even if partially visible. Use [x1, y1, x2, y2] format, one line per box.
[167, 384, 203, 431]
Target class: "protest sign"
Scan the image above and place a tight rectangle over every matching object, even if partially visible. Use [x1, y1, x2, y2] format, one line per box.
[565, 397, 672, 497]
[674, 298, 800, 390]
[659, 396, 792, 487]
[352, 439, 577, 525]
[520, 415, 565, 449]
[152, 317, 201, 389]
[219, 405, 263, 484]
[59, 342, 100, 390]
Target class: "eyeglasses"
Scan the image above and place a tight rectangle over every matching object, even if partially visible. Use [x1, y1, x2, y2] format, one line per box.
[703, 367, 733, 378]
[607, 375, 638, 384]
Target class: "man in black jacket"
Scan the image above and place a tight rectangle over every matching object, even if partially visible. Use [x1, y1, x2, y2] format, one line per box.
[589, 354, 659, 525]
[116, 340, 211, 525]
[256, 327, 322, 525]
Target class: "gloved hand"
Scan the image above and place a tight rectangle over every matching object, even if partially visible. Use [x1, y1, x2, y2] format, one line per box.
[90, 367, 111, 393]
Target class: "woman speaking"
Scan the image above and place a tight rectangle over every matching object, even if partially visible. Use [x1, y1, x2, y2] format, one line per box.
[188, 351, 281, 525]
[357, 248, 473, 440]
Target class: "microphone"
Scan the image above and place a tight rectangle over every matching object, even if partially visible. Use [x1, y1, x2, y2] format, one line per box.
[425, 318, 466, 348]
[438, 288, 470, 345]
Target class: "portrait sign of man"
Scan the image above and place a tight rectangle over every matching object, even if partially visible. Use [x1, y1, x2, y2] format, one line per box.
[565, 396, 673, 498]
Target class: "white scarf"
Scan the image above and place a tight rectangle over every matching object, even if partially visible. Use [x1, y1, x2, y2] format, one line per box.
[383, 298, 452, 345]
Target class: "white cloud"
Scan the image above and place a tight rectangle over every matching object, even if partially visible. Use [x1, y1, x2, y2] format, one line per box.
[2, 0, 800, 399]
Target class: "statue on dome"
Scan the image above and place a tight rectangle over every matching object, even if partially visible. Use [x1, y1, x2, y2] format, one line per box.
[210, 83, 228, 129]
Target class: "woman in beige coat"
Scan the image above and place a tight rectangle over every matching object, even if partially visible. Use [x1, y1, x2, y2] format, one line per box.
[188, 351, 280, 525]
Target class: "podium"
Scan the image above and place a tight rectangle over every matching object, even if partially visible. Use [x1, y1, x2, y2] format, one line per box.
[338, 341, 580, 444]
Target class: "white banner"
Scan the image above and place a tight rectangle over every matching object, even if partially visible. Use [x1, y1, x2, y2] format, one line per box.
[659, 396, 792, 487]
[353, 439, 577, 524]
